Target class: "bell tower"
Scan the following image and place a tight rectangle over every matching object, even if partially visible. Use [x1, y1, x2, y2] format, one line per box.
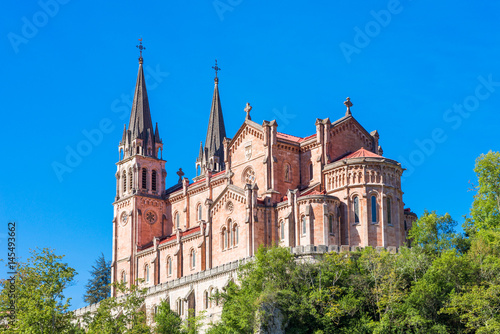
[111, 41, 167, 294]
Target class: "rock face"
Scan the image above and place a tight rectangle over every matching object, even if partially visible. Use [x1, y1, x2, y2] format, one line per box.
[255, 303, 285, 334]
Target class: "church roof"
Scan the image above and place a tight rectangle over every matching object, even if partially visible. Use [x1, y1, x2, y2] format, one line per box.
[204, 78, 226, 162]
[277, 132, 316, 143]
[344, 147, 382, 159]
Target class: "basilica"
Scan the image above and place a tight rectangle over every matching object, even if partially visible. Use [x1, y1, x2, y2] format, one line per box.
[103, 48, 417, 322]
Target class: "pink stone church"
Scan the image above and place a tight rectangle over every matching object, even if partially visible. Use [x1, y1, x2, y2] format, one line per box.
[105, 50, 417, 321]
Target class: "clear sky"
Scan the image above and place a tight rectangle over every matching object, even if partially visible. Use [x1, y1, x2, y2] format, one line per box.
[1, 0, 499, 310]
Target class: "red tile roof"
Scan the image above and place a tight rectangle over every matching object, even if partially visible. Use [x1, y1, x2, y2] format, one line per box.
[344, 147, 382, 159]
[277, 132, 316, 143]
[158, 226, 202, 246]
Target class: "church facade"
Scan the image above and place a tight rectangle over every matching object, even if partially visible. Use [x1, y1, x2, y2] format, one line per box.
[106, 52, 417, 322]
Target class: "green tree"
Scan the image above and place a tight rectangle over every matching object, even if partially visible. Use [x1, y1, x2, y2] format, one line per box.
[84, 281, 151, 334]
[408, 210, 462, 255]
[468, 151, 500, 231]
[84, 252, 111, 305]
[154, 299, 182, 334]
[0, 248, 78, 333]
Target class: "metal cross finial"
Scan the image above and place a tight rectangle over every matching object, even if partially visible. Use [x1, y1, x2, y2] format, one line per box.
[136, 38, 146, 62]
[212, 59, 221, 79]
[344, 97, 353, 116]
[244, 102, 252, 120]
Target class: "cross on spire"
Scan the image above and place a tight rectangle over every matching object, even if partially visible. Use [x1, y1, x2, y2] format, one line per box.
[344, 97, 353, 116]
[136, 38, 146, 64]
[244, 102, 252, 120]
[212, 59, 221, 82]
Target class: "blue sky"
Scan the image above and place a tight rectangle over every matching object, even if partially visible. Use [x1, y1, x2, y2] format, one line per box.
[1, 0, 499, 310]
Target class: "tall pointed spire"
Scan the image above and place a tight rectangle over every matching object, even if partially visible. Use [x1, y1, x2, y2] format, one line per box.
[128, 40, 155, 148]
[204, 60, 226, 169]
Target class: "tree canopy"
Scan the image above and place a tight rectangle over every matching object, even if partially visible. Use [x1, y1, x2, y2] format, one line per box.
[84, 252, 111, 305]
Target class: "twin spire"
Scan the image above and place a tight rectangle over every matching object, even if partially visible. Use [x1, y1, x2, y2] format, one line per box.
[197, 60, 227, 174]
[120, 40, 161, 159]
[121, 41, 226, 174]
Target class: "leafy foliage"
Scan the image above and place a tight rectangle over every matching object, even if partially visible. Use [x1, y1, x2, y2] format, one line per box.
[154, 300, 182, 334]
[84, 252, 111, 305]
[468, 151, 500, 231]
[83, 281, 151, 334]
[0, 248, 81, 334]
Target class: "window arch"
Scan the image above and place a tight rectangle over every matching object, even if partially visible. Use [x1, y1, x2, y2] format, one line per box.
[128, 169, 133, 191]
[197, 203, 202, 221]
[121, 270, 127, 283]
[144, 264, 149, 283]
[371, 195, 378, 223]
[309, 163, 313, 181]
[152, 170, 157, 192]
[190, 249, 196, 269]
[233, 223, 239, 246]
[176, 298, 183, 315]
[122, 171, 127, 194]
[228, 219, 234, 246]
[222, 227, 228, 250]
[175, 212, 180, 230]
[284, 164, 291, 182]
[209, 287, 214, 308]
[387, 197, 392, 225]
[353, 196, 360, 223]
[142, 168, 147, 189]
[302, 216, 306, 235]
[167, 257, 172, 276]
[329, 215, 334, 235]
[204, 290, 209, 309]
[280, 220, 285, 240]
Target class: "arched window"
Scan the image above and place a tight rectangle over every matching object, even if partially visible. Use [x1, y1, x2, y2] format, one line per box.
[404, 220, 407, 231]
[227, 219, 233, 246]
[209, 288, 214, 308]
[353, 196, 360, 223]
[167, 257, 172, 276]
[190, 249, 196, 269]
[302, 216, 306, 235]
[280, 220, 285, 240]
[121, 270, 127, 283]
[329, 215, 334, 234]
[285, 164, 291, 182]
[387, 198, 392, 225]
[122, 171, 127, 194]
[177, 298, 183, 315]
[309, 163, 313, 181]
[142, 168, 147, 189]
[152, 170, 157, 192]
[175, 212, 180, 229]
[197, 204, 202, 221]
[128, 169, 133, 191]
[371, 196, 377, 223]
[204, 290, 209, 309]
[222, 227, 228, 249]
[144, 264, 149, 283]
[233, 223, 239, 246]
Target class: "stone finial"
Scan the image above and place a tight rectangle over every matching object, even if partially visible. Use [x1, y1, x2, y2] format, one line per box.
[177, 168, 185, 184]
[344, 97, 353, 116]
[244, 103, 252, 120]
[378, 145, 384, 156]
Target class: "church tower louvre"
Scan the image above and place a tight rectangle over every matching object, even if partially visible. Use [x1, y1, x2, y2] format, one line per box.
[196, 60, 226, 177]
[111, 41, 167, 295]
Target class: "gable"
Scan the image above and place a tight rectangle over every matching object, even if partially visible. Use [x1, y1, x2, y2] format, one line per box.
[211, 184, 246, 217]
